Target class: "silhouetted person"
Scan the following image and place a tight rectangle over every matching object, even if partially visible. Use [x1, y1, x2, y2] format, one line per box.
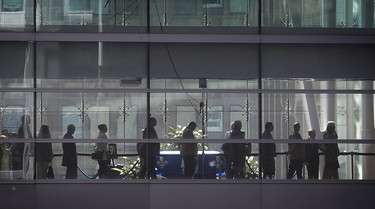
[95, 124, 109, 179]
[62, 124, 77, 179]
[227, 120, 246, 179]
[260, 122, 276, 179]
[180, 121, 198, 179]
[138, 117, 160, 179]
[35, 124, 53, 179]
[305, 129, 320, 179]
[8, 132, 17, 170]
[14, 114, 32, 170]
[287, 122, 305, 179]
[321, 121, 340, 179]
[0, 129, 11, 171]
[222, 122, 234, 178]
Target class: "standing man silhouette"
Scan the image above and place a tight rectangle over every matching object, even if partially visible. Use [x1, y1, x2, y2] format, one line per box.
[287, 122, 305, 179]
[180, 121, 198, 179]
[138, 117, 160, 179]
[260, 122, 276, 179]
[62, 124, 77, 179]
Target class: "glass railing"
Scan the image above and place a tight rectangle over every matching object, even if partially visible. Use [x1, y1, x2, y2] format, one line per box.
[262, 0, 375, 30]
[37, 0, 147, 32]
[1, 140, 374, 180]
[150, 0, 259, 33]
[2, 0, 373, 33]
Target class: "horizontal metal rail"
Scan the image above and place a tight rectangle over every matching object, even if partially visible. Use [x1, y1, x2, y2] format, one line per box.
[1, 33, 375, 44]
[0, 87, 374, 94]
[2, 138, 375, 144]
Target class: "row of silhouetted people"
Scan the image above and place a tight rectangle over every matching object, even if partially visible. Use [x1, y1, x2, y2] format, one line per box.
[259, 121, 340, 180]
[0, 115, 340, 180]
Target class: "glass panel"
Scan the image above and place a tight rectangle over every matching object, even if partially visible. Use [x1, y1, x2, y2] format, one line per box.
[33, 91, 146, 180]
[36, 42, 148, 88]
[38, 0, 147, 32]
[150, 79, 259, 138]
[0, 92, 34, 181]
[36, 92, 147, 140]
[0, 92, 34, 137]
[262, 91, 374, 140]
[262, 90, 375, 179]
[0, 0, 33, 31]
[150, 79, 261, 179]
[262, 0, 375, 29]
[150, 0, 258, 33]
[0, 42, 34, 88]
[1, 84, 374, 181]
[262, 44, 375, 80]
[150, 43, 260, 79]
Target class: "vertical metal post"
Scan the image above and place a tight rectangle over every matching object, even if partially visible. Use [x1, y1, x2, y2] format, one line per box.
[33, 0, 38, 181]
[146, 0, 151, 118]
[351, 152, 354, 180]
[258, 0, 263, 179]
[114, 0, 117, 26]
[146, 0, 151, 174]
[362, 81, 375, 179]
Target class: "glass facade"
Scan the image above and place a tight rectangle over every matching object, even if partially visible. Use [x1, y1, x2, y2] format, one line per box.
[0, 1, 374, 184]
[0, 0, 374, 32]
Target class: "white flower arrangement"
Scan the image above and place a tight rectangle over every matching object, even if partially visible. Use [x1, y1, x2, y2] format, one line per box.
[161, 125, 206, 151]
[167, 125, 203, 139]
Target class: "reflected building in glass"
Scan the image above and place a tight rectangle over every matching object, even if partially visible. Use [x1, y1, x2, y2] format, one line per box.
[0, 1, 374, 209]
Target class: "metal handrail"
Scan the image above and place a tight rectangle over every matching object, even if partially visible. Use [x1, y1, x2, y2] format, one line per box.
[37, 151, 375, 180]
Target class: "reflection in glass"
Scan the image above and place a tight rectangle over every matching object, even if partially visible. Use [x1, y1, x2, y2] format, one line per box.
[0, 92, 34, 180]
[0, 42, 34, 88]
[0, 0, 33, 31]
[262, 0, 375, 28]
[38, 0, 147, 31]
[151, 0, 258, 28]
[0, 93, 34, 136]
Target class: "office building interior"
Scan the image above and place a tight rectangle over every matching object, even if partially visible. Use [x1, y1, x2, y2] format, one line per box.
[0, 0, 374, 209]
